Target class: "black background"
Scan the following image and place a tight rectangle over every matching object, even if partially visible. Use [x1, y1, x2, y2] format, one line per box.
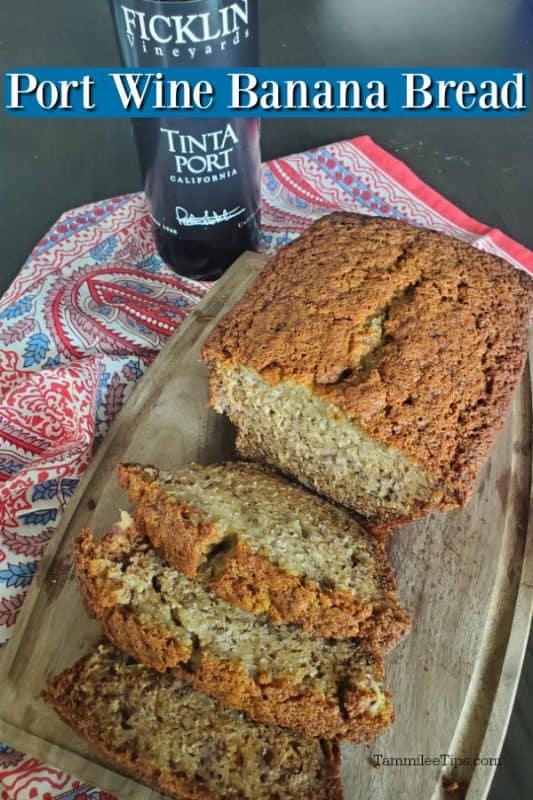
[0, 1, 531, 797]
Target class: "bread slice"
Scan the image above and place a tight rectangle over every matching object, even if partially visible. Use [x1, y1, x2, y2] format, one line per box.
[74, 521, 394, 742]
[117, 461, 410, 651]
[44, 643, 343, 800]
[200, 212, 532, 531]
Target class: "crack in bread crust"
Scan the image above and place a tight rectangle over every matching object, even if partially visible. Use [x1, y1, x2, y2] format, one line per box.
[117, 462, 410, 650]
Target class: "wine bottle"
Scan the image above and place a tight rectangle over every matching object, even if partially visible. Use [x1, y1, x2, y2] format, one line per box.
[109, 0, 261, 280]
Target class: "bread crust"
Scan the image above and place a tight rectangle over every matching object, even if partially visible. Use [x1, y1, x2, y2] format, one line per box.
[178, 647, 392, 745]
[75, 525, 191, 672]
[74, 527, 394, 743]
[117, 462, 410, 651]
[201, 212, 532, 513]
[44, 648, 343, 800]
[44, 659, 217, 800]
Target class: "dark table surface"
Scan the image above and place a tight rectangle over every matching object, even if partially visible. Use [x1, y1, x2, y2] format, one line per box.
[0, 1, 531, 797]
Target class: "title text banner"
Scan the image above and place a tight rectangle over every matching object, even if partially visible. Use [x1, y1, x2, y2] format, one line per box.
[3, 68, 529, 117]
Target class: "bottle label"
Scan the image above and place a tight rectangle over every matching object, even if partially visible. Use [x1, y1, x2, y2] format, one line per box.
[110, 0, 260, 246]
[161, 122, 239, 187]
[111, 0, 255, 66]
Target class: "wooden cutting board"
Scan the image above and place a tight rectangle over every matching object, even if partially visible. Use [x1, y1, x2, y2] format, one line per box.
[0, 251, 531, 800]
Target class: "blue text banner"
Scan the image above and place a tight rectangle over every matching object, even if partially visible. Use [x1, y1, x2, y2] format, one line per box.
[3, 68, 529, 117]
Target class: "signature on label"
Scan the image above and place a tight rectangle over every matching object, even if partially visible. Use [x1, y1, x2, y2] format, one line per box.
[175, 206, 245, 227]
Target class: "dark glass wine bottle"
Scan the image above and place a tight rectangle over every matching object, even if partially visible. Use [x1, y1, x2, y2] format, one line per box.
[110, 0, 261, 280]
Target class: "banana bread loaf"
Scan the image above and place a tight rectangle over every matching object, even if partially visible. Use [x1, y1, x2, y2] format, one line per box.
[74, 521, 393, 742]
[44, 643, 343, 800]
[117, 461, 410, 650]
[201, 212, 532, 530]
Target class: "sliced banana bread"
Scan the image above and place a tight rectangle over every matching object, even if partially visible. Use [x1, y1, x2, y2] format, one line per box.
[200, 212, 532, 531]
[117, 461, 410, 650]
[74, 522, 393, 742]
[44, 643, 343, 800]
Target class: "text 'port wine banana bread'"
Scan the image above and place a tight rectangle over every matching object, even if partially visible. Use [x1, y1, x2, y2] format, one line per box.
[201, 212, 532, 532]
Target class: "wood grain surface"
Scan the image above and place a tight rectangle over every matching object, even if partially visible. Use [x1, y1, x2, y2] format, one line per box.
[0, 251, 531, 800]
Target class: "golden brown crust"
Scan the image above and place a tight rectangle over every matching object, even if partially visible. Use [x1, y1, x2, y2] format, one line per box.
[74, 526, 393, 743]
[44, 661, 218, 800]
[118, 462, 410, 651]
[175, 648, 393, 744]
[75, 529, 192, 672]
[208, 542, 409, 653]
[44, 648, 344, 800]
[201, 212, 532, 505]
[118, 463, 222, 578]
